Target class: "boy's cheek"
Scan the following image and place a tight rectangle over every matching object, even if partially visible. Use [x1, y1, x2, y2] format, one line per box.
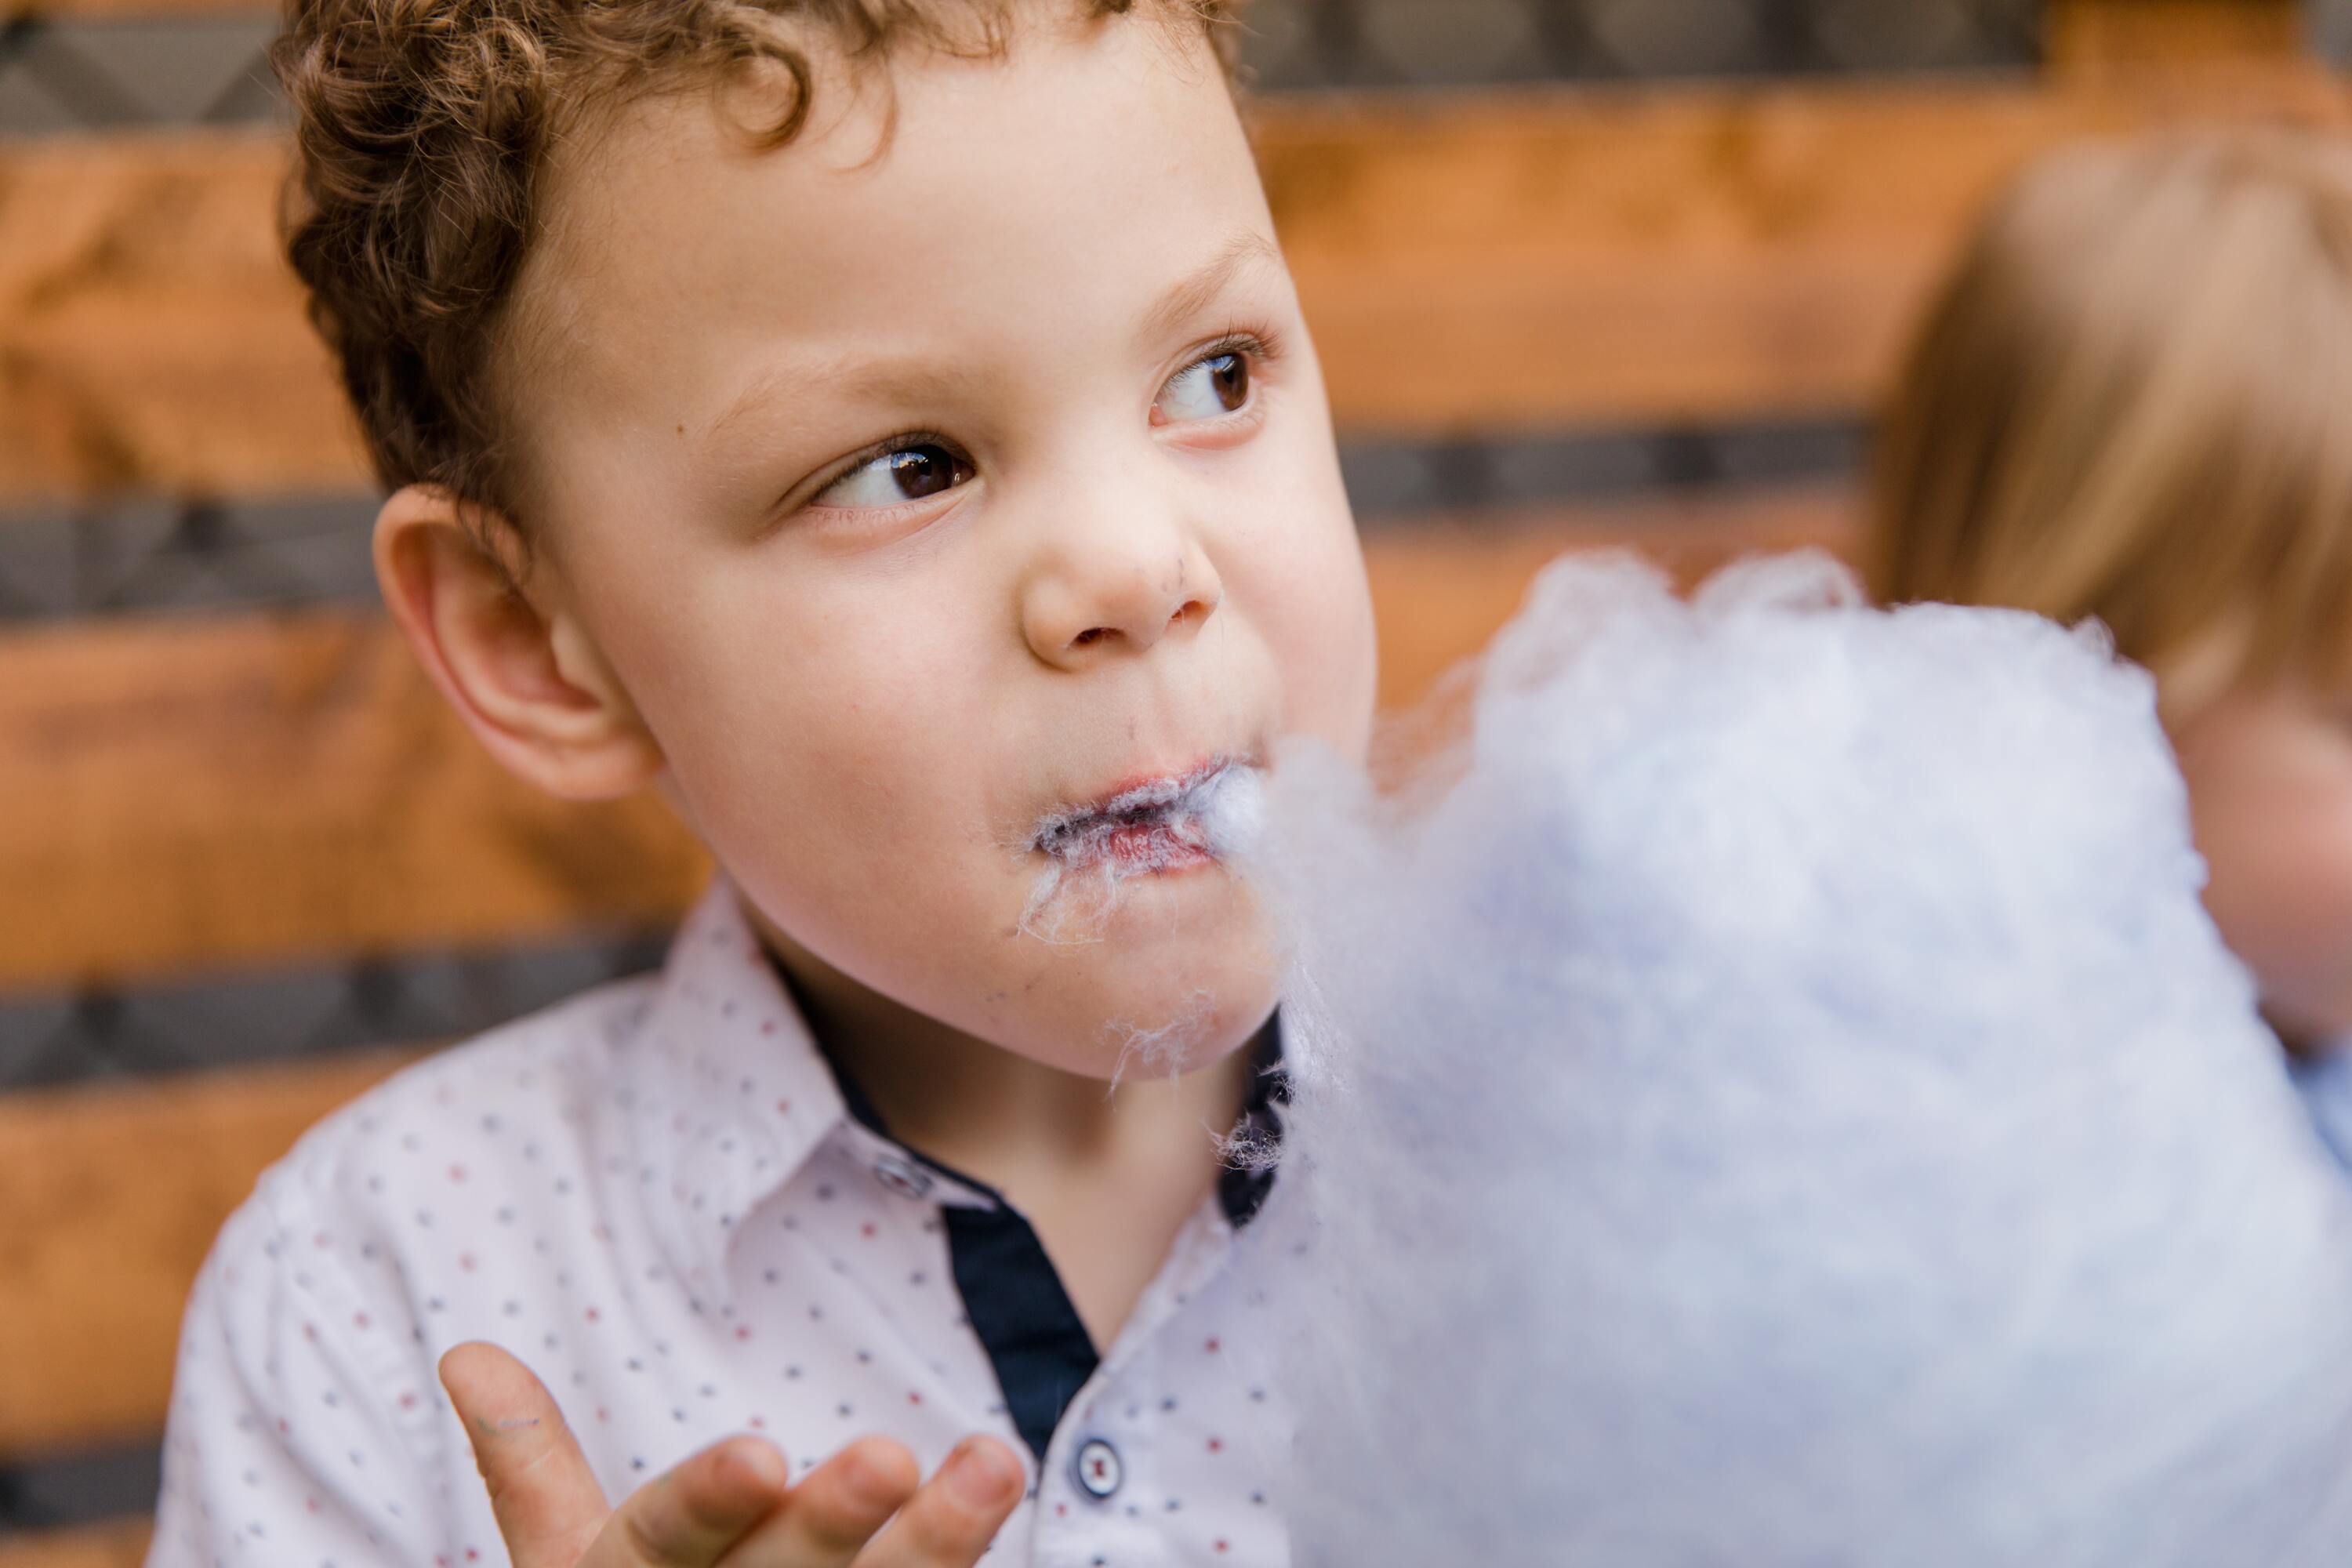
[1271, 556, 1379, 760]
[1220, 499, 1377, 757]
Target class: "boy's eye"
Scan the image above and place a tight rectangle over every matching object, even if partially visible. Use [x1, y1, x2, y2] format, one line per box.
[814, 443, 975, 509]
[1155, 351, 1252, 424]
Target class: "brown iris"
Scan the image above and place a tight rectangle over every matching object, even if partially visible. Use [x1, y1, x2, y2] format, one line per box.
[887, 445, 974, 500]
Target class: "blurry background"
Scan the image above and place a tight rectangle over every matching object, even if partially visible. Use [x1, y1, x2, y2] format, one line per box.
[0, 1, 2340, 1562]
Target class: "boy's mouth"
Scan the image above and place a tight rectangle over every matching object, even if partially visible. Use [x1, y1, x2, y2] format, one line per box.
[1031, 757, 1263, 876]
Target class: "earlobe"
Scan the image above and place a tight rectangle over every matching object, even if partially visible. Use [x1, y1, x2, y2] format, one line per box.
[374, 484, 666, 801]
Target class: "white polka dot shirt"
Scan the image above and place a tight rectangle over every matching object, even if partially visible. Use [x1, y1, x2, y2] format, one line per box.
[147, 880, 1293, 1567]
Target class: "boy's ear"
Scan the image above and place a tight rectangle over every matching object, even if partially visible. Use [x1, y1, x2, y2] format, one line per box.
[374, 483, 665, 801]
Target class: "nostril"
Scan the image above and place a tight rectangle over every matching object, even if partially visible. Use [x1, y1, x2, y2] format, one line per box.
[1073, 627, 1109, 648]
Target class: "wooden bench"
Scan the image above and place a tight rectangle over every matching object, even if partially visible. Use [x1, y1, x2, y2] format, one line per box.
[0, 1, 2328, 1561]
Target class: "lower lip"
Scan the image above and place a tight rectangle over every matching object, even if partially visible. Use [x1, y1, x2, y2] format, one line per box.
[1100, 822, 1217, 873]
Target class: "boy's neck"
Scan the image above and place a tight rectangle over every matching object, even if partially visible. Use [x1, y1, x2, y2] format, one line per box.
[754, 919, 1260, 1191]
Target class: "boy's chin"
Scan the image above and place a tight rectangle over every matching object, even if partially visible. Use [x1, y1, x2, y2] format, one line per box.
[1020, 936, 1284, 1083]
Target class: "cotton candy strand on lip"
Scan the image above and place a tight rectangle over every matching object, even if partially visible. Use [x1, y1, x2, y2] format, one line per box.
[1257, 550, 2352, 1568]
[1018, 758, 1267, 942]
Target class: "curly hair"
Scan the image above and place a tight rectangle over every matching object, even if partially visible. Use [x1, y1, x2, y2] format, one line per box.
[271, 0, 1246, 550]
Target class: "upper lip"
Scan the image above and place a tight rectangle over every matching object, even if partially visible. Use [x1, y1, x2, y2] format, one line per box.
[1069, 755, 1234, 819]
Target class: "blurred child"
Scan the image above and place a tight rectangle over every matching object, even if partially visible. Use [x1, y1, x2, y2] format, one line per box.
[1868, 129, 2352, 1063]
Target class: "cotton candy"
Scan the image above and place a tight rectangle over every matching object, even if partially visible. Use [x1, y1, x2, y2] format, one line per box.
[1256, 551, 2352, 1567]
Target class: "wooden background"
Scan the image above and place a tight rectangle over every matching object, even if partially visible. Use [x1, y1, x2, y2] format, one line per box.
[0, 1, 2343, 1562]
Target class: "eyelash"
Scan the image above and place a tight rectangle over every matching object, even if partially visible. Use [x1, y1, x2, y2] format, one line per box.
[811, 430, 963, 499]
[1191, 325, 1284, 387]
[796, 325, 1285, 516]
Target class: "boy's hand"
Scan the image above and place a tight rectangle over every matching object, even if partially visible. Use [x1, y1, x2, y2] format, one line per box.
[438, 1342, 1025, 1568]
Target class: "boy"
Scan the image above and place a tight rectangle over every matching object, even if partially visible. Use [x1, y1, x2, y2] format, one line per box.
[148, 2, 1378, 1564]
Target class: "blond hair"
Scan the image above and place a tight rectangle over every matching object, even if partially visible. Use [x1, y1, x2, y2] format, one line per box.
[1867, 129, 2352, 714]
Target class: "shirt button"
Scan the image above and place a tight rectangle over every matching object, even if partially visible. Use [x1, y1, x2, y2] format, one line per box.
[1073, 1438, 1123, 1500]
[873, 1154, 934, 1202]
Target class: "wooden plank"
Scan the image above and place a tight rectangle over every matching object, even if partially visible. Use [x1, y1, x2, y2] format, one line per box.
[0, 608, 714, 992]
[0, 492, 1847, 992]
[0, 133, 361, 503]
[2048, 0, 2307, 72]
[1261, 65, 2352, 436]
[0, 1051, 422, 1462]
[2, 0, 256, 15]
[4, 65, 2347, 503]
[0, 1521, 150, 1568]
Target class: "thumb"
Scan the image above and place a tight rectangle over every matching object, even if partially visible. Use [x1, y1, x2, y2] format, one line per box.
[441, 1341, 613, 1568]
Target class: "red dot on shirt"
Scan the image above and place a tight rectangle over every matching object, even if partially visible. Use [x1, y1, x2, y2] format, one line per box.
[861, 1222, 878, 1240]
[1206, 1337, 1221, 1353]
[761, 1020, 778, 1036]
[597, 1408, 611, 1423]
[399, 1392, 419, 1410]
[908, 1391, 922, 1405]
[448, 1164, 466, 1183]
[1207, 1437, 1224, 1454]
[735, 1325, 753, 1341]
[305, 1497, 320, 1514]
[775, 1099, 793, 1116]
[1216, 1541, 1230, 1553]
[586, 1308, 601, 1323]
[353, 1312, 371, 1330]
[749, 1414, 766, 1429]
[459, 1253, 477, 1272]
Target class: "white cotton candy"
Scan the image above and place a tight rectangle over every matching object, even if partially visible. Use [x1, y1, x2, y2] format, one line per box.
[1255, 550, 2352, 1568]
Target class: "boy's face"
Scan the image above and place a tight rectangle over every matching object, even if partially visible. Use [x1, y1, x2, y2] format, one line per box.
[507, 20, 1377, 1075]
[2175, 684, 2352, 1047]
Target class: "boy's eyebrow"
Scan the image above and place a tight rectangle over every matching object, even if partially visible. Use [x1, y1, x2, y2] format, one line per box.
[701, 353, 978, 450]
[1134, 231, 1285, 350]
[699, 231, 1283, 451]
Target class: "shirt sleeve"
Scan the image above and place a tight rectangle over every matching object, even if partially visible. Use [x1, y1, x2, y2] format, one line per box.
[146, 1160, 450, 1568]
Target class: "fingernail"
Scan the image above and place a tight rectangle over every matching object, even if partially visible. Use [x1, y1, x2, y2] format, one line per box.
[944, 1441, 1020, 1508]
[841, 1445, 911, 1512]
[712, 1439, 788, 1497]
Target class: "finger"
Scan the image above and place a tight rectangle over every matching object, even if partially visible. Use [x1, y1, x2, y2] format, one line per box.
[609, 1436, 793, 1566]
[440, 1341, 612, 1568]
[851, 1437, 1025, 1568]
[728, 1436, 921, 1564]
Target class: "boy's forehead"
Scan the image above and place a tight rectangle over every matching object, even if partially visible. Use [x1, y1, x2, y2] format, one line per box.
[517, 22, 1269, 422]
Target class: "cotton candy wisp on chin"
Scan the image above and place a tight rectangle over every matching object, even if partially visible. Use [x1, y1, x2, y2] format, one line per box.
[1253, 550, 2352, 1568]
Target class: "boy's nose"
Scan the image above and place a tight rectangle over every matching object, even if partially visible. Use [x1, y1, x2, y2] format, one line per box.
[1020, 535, 1225, 670]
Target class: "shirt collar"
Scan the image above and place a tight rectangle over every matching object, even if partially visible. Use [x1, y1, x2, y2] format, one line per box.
[612, 876, 1287, 1305]
[612, 877, 993, 1309]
